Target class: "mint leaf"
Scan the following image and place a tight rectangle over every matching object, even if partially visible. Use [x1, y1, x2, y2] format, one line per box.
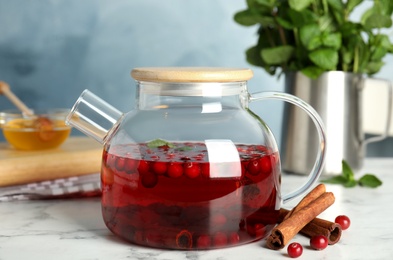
[309, 48, 339, 70]
[261, 46, 295, 65]
[358, 174, 383, 188]
[321, 173, 356, 188]
[342, 160, 355, 182]
[343, 179, 357, 188]
[300, 66, 324, 79]
[147, 139, 174, 148]
[289, 0, 313, 11]
[321, 175, 348, 184]
[322, 32, 342, 50]
[321, 160, 382, 188]
[299, 24, 321, 50]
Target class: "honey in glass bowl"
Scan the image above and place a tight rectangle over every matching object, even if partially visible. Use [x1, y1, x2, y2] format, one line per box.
[0, 109, 71, 150]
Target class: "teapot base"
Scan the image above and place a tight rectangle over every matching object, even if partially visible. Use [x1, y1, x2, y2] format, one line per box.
[103, 203, 279, 250]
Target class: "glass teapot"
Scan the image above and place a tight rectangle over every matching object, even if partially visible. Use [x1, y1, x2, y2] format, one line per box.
[66, 67, 326, 250]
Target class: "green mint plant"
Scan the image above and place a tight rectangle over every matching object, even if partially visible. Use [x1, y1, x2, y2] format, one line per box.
[234, 0, 393, 79]
[147, 139, 174, 148]
[322, 160, 382, 188]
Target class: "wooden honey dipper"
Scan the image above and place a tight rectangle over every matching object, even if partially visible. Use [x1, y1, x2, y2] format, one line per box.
[0, 81, 54, 137]
[0, 81, 34, 116]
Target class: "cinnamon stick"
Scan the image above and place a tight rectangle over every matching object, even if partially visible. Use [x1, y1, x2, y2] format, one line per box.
[283, 184, 326, 220]
[279, 184, 341, 245]
[266, 191, 335, 250]
[279, 208, 342, 245]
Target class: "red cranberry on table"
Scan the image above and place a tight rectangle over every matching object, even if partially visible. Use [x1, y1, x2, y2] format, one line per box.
[287, 242, 303, 258]
[310, 235, 328, 250]
[335, 215, 351, 230]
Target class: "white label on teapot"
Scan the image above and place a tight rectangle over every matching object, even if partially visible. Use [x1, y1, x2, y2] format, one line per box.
[205, 139, 241, 178]
[202, 102, 222, 113]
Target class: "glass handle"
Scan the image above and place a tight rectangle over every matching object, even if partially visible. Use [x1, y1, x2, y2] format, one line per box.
[250, 91, 327, 203]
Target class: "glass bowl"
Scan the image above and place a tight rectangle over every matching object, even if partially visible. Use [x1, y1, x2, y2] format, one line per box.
[0, 109, 72, 150]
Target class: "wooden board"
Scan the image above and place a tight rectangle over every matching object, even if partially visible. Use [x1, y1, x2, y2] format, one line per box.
[0, 137, 102, 187]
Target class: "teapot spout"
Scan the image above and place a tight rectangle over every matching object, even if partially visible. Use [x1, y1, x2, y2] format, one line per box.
[66, 89, 123, 144]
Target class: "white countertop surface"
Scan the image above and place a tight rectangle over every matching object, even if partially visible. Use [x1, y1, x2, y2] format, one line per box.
[1, 158, 392, 260]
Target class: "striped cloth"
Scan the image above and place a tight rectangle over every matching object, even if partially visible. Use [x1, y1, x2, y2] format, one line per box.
[0, 173, 101, 201]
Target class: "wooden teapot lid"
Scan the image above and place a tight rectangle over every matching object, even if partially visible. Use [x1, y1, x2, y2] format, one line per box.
[131, 67, 254, 82]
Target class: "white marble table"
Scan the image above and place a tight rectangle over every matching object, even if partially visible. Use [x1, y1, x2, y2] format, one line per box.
[1, 158, 392, 260]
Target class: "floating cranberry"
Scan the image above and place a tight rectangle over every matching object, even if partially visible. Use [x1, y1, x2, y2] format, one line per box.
[310, 235, 328, 250]
[237, 146, 247, 153]
[193, 153, 205, 161]
[213, 232, 228, 247]
[247, 159, 260, 175]
[124, 158, 137, 174]
[246, 223, 265, 237]
[259, 156, 272, 174]
[212, 213, 227, 226]
[256, 145, 268, 153]
[176, 230, 193, 249]
[184, 162, 201, 178]
[335, 215, 350, 230]
[152, 162, 167, 175]
[167, 162, 183, 178]
[150, 155, 159, 160]
[137, 160, 150, 174]
[196, 234, 211, 248]
[229, 232, 240, 244]
[115, 157, 126, 171]
[287, 242, 303, 258]
[141, 172, 158, 188]
[166, 153, 176, 160]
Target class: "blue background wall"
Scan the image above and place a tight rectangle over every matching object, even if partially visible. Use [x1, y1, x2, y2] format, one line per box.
[0, 0, 392, 156]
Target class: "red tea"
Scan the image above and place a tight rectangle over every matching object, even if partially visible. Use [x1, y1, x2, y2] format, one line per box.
[101, 141, 281, 249]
